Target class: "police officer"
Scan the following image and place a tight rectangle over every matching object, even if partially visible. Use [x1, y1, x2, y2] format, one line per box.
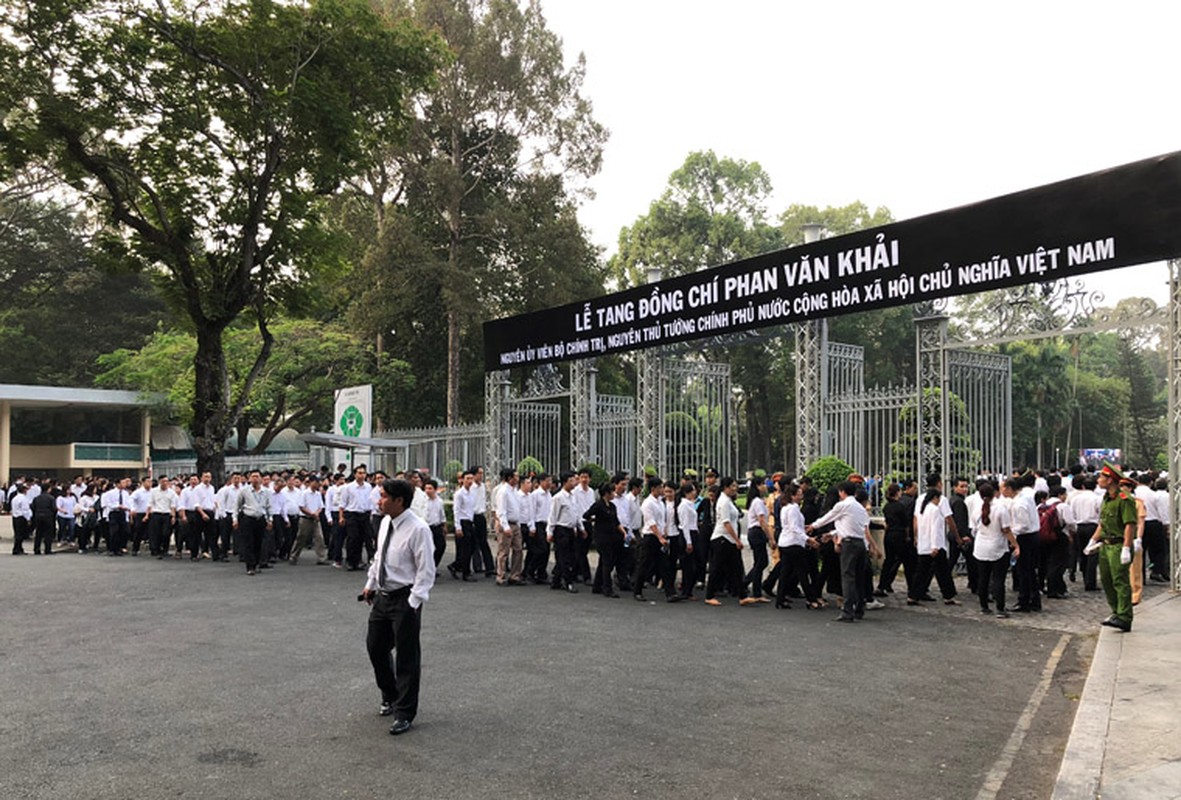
[1083, 463, 1137, 632]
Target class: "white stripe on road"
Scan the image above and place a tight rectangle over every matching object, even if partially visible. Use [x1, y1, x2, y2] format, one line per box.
[974, 633, 1072, 800]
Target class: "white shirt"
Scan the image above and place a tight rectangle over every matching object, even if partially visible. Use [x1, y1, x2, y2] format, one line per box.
[1067, 489, 1101, 525]
[10, 493, 31, 520]
[496, 482, 522, 529]
[424, 496, 445, 527]
[410, 486, 428, 520]
[300, 487, 324, 516]
[571, 484, 595, 531]
[471, 482, 487, 514]
[56, 494, 76, 519]
[279, 486, 301, 518]
[745, 496, 769, 530]
[100, 487, 130, 520]
[532, 487, 552, 526]
[1011, 488, 1040, 535]
[712, 493, 741, 544]
[129, 487, 152, 515]
[547, 488, 578, 530]
[677, 497, 698, 535]
[149, 487, 178, 515]
[370, 485, 384, 516]
[70, 483, 86, 499]
[778, 503, 807, 548]
[453, 486, 474, 523]
[324, 484, 340, 514]
[812, 495, 870, 541]
[338, 481, 372, 514]
[1154, 489, 1170, 527]
[365, 511, 436, 609]
[914, 495, 953, 553]
[193, 482, 217, 512]
[179, 485, 197, 512]
[971, 499, 1012, 562]
[215, 484, 241, 520]
[640, 494, 667, 537]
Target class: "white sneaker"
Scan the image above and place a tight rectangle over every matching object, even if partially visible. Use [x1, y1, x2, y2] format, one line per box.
[865, 599, 886, 610]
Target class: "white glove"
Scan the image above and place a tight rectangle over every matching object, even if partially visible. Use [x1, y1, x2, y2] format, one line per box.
[1134, 538, 1143, 554]
[1083, 539, 1101, 556]
[1120, 546, 1132, 565]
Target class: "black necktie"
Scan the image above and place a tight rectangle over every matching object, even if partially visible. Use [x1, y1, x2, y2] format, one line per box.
[377, 516, 393, 588]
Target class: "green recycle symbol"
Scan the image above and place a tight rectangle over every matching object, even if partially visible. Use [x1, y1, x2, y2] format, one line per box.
[340, 405, 364, 437]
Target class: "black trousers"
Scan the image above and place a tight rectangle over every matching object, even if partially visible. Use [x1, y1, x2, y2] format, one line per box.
[550, 526, 577, 588]
[524, 521, 550, 580]
[1144, 519, 1169, 579]
[632, 533, 673, 598]
[776, 545, 819, 605]
[107, 511, 130, 554]
[366, 590, 422, 723]
[148, 513, 172, 556]
[690, 529, 710, 587]
[1074, 522, 1099, 589]
[617, 533, 636, 591]
[575, 526, 593, 582]
[344, 511, 369, 569]
[131, 515, 149, 554]
[668, 534, 694, 597]
[430, 524, 446, 568]
[240, 515, 265, 571]
[450, 520, 474, 577]
[839, 538, 868, 618]
[186, 514, 207, 558]
[976, 554, 1010, 611]
[744, 527, 769, 596]
[33, 515, 55, 554]
[593, 531, 622, 594]
[472, 513, 494, 575]
[1015, 533, 1042, 609]
[12, 516, 29, 554]
[910, 549, 957, 601]
[706, 538, 746, 600]
[878, 529, 915, 593]
[818, 539, 841, 595]
[1043, 533, 1072, 596]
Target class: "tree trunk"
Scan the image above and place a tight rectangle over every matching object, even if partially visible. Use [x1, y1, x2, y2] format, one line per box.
[192, 323, 230, 485]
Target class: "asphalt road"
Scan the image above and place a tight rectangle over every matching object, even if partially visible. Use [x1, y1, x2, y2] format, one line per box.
[0, 548, 1092, 800]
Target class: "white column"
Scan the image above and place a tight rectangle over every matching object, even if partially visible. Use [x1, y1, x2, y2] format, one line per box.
[0, 400, 10, 484]
[141, 410, 152, 473]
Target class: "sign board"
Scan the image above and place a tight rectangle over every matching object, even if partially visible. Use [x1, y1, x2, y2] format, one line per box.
[333, 385, 372, 466]
[484, 151, 1181, 371]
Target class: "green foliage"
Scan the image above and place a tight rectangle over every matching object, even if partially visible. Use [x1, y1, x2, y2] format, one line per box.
[889, 388, 981, 477]
[0, 0, 441, 477]
[577, 462, 611, 490]
[516, 456, 544, 478]
[804, 456, 854, 494]
[96, 319, 414, 451]
[442, 459, 465, 487]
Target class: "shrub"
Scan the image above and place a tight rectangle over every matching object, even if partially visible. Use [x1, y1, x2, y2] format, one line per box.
[804, 455, 855, 494]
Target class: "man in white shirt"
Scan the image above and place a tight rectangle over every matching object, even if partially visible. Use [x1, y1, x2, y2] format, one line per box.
[9, 483, 32, 555]
[493, 467, 524, 585]
[129, 476, 153, 556]
[101, 478, 133, 557]
[547, 471, 581, 593]
[178, 475, 199, 560]
[361, 478, 435, 736]
[423, 478, 447, 570]
[214, 472, 242, 562]
[470, 466, 494, 577]
[447, 471, 477, 581]
[1003, 474, 1043, 612]
[192, 472, 218, 560]
[1043, 485, 1076, 598]
[570, 469, 596, 584]
[1067, 474, 1102, 591]
[338, 467, 374, 571]
[290, 475, 329, 565]
[524, 474, 553, 584]
[148, 476, 178, 558]
[631, 477, 677, 603]
[809, 479, 882, 621]
[1136, 474, 1169, 583]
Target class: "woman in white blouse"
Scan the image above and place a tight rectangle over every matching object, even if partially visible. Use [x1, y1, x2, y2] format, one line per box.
[972, 482, 1019, 618]
[775, 482, 824, 610]
[705, 477, 760, 607]
[675, 484, 699, 600]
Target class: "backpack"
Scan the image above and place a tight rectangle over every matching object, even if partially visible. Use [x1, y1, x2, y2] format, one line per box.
[1037, 502, 1062, 544]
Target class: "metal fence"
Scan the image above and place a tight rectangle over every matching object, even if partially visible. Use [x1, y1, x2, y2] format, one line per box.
[594, 393, 638, 476]
[661, 359, 734, 480]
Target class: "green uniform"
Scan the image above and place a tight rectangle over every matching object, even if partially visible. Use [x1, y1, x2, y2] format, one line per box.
[1098, 490, 1138, 625]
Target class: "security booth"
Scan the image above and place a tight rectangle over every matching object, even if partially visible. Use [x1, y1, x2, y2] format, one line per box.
[0, 384, 153, 482]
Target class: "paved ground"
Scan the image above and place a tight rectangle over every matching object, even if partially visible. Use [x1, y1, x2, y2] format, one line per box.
[0, 527, 1126, 800]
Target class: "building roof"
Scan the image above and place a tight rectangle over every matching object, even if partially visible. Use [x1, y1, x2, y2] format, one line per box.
[298, 432, 409, 451]
[0, 384, 155, 409]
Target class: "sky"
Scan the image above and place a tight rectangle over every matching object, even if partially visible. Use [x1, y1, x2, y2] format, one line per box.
[539, 0, 1181, 307]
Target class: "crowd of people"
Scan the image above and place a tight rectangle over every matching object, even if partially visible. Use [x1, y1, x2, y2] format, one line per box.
[1, 459, 1166, 629]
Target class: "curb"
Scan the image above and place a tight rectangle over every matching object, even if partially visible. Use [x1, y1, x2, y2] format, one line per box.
[1050, 591, 1175, 800]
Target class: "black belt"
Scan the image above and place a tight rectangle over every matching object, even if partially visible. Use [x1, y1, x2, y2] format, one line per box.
[1102, 538, 1125, 544]
[378, 586, 411, 599]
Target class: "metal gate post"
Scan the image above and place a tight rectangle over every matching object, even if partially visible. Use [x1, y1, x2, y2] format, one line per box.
[1169, 259, 1181, 591]
[795, 320, 826, 474]
[484, 370, 511, 473]
[569, 359, 596, 468]
[915, 301, 950, 481]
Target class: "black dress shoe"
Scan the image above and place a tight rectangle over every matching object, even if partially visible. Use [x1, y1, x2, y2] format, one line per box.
[462, 575, 477, 582]
[379, 701, 394, 717]
[872, 589, 888, 598]
[1101, 615, 1119, 627]
[921, 594, 937, 602]
[666, 595, 681, 603]
[835, 615, 856, 623]
[1110, 618, 1132, 632]
[447, 564, 459, 580]
[633, 594, 646, 602]
[389, 718, 413, 735]
[775, 601, 792, 609]
[565, 584, 579, 594]
[604, 591, 620, 598]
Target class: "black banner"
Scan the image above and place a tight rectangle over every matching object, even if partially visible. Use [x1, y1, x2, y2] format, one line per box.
[484, 151, 1181, 371]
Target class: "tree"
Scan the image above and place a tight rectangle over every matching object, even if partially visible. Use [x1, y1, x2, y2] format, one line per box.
[96, 320, 415, 453]
[610, 150, 781, 286]
[1003, 340, 1071, 468]
[0, 0, 440, 480]
[0, 194, 168, 385]
[346, 0, 607, 426]
[888, 388, 981, 478]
